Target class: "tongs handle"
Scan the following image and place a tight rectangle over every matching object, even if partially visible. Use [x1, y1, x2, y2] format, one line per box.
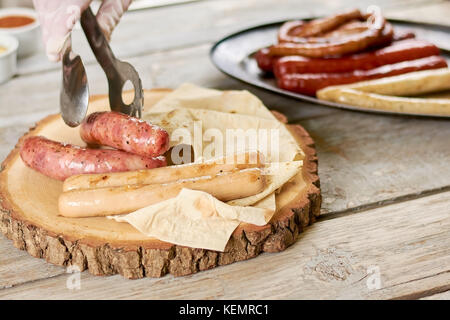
[80, 8, 118, 80]
[80, 7, 143, 118]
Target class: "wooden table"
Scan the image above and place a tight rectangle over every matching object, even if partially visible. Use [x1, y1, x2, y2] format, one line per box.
[0, 0, 449, 300]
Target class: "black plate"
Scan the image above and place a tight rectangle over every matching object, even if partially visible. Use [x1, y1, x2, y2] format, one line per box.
[210, 18, 450, 118]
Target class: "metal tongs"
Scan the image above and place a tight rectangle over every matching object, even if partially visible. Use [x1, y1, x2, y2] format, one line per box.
[60, 7, 143, 127]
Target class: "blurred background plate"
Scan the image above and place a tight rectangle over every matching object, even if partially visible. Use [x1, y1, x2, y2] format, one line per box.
[210, 18, 450, 118]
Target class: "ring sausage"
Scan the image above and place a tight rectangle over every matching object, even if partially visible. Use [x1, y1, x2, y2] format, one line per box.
[80, 111, 170, 157]
[20, 136, 166, 181]
[269, 8, 387, 58]
[278, 9, 362, 42]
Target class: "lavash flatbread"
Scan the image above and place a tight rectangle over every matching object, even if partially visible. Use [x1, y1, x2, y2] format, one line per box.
[109, 188, 274, 251]
[112, 84, 305, 251]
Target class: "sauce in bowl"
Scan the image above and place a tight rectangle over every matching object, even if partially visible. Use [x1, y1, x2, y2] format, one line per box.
[0, 15, 35, 28]
[0, 46, 6, 54]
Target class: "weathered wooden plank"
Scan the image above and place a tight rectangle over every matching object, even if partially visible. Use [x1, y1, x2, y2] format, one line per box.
[386, 1, 450, 24]
[0, 236, 64, 290]
[297, 111, 450, 214]
[15, 0, 442, 75]
[420, 290, 450, 300]
[0, 190, 448, 299]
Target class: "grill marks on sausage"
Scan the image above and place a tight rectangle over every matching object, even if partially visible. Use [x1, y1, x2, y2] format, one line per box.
[269, 9, 388, 58]
[80, 111, 170, 158]
[19, 135, 167, 181]
[19, 112, 171, 180]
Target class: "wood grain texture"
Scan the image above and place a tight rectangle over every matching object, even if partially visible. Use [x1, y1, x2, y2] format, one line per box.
[1, 190, 448, 300]
[0, 237, 64, 290]
[298, 111, 450, 215]
[420, 290, 450, 300]
[386, 1, 450, 25]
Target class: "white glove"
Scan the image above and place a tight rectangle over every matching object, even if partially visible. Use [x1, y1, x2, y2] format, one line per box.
[33, 0, 132, 62]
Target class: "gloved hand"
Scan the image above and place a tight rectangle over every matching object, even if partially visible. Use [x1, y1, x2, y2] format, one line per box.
[33, 0, 132, 62]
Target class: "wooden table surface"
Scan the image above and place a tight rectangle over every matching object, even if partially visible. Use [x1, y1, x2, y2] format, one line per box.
[0, 0, 449, 300]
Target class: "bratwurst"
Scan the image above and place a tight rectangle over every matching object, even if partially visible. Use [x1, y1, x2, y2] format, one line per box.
[20, 136, 166, 181]
[80, 111, 170, 157]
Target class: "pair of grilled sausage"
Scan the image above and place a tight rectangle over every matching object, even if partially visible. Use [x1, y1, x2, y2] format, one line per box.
[20, 112, 170, 180]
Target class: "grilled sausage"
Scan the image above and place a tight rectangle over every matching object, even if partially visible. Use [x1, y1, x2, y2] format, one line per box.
[269, 9, 387, 58]
[19, 136, 166, 181]
[59, 168, 266, 217]
[80, 111, 170, 157]
[63, 151, 264, 191]
[274, 39, 440, 76]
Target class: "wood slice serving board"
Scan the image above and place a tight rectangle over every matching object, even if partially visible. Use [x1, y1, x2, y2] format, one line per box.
[0, 89, 321, 279]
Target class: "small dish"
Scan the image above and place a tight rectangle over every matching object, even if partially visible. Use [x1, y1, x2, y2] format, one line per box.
[0, 7, 40, 58]
[0, 34, 18, 84]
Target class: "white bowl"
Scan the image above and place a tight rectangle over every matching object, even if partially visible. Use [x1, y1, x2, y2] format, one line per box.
[0, 34, 18, 84]
[0, 7, 40, 58]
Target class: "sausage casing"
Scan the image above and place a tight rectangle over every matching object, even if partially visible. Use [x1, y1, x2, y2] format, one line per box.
[20, 136, 166, 181]
[59, 168, 266, 217]
[80, 111, 170, 157]
[274, 39, 440, 76]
